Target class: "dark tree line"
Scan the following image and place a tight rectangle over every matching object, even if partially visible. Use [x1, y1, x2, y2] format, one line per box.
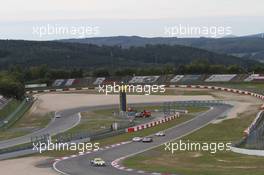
[0, 40, 262, 70]
[1, 62, 264, 99]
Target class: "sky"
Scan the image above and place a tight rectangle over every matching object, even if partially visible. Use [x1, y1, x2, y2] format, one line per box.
[0, 0, 264, 40]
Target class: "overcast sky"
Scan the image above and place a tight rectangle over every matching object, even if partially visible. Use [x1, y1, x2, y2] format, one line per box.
[0, 0, 264, 40]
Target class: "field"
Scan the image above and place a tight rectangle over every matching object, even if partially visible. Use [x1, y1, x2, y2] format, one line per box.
[0, 112, 52, 141]
[41, 106, 208, 157]
[123, 105, 264, 175]
[0, 99, 21, 121]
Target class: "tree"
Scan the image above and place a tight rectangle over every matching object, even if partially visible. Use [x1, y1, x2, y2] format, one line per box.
[0, 73, 25, 99]
[92, 69, 110, 77]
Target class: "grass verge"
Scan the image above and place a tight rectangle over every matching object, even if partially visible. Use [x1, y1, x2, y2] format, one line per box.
[41, 107, 207, 157]
[0, 99, 21, 121]
[0, 112, 52, 141]
[123, 107, 264, 175]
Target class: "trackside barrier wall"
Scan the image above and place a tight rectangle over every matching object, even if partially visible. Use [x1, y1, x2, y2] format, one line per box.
[126, 113, 180, 133]
[243, 111, 264, 135]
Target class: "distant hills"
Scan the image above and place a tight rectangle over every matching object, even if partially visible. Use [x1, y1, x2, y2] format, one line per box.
[60, 33, 264, 62]
[0, 39, 259, 70]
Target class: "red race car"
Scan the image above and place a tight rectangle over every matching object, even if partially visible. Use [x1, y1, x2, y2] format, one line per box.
[135, 110, 151, 118]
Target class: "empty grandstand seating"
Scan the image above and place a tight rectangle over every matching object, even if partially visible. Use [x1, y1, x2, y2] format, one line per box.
[179, 75, 202, 83]
[244, 74, 264, 82]
[78, 77, 95, 86]
[170, 75, 184, 83]
[93, 77, 106, 85]
[155, 75, 168, 85]
[205, 74, 237, 82]
[46, 74, 264, 90]
[129, 76, 160, 84]
[231, 74, 249, 82]
[65, 79, 75, 86]
[102, 77, 122, 85]
[52, 79, 77, 87]
[52, 79, 65, 87]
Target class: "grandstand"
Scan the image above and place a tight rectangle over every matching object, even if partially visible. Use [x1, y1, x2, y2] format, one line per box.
[64, 79, 76, 86]
[52, 79, 65, 87]
[170, 75, 184, 83]
[48, 74, 264, 89]
[76, 77, 95, 87]
[179, 75, 202, 83]
[93, 77, 106, 85]
[52, 79, 77, 87]
[129, 76, 160, 84]
[244, 74, 264, 82]
[231, 74, 249, 82]
[205, 74, 237, 82]
[102, 77, 121, 85]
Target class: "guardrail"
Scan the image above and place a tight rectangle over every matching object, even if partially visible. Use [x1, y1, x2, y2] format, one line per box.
[0, 99, 34, 129]
[0, 122, 133, 155]
[243, 110, 264, 135]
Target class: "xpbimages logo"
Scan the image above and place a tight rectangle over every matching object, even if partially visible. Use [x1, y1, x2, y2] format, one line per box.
[98, 82, 166, 95]
[164, 140, 232, 154]
[32, 140, 100, 153]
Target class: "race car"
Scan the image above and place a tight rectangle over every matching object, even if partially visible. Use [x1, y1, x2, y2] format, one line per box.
[132, 137, 143, 142]
[90, 158, 106, 166]
[142, 137, 153, 143]
[135, 110, 151, 118]
[55, 113, 61, 118]
[155, 131, 165, 137]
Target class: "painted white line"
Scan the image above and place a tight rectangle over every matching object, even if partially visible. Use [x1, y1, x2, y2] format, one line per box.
[53, 160, 71, 175]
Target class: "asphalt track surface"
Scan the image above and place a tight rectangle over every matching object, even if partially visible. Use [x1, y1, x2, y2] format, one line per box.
[0, 112, 81, 149]
[54, 104, 231, 175]
[0, 104, 128, 149]
[0, 102, 176, 150]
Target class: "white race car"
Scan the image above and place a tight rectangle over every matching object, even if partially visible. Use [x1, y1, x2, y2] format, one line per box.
[132, 137, 142, 142]
[90, 158, 106, 166]
[55, 113, 61, 118]
[142, 137, 153, 143]
[155, 131, 165, 137]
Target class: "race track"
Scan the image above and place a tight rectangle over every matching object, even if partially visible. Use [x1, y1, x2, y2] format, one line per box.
[0, 102, 182, 150]
[0, 111, 81, 149]
[54, 104, 231, 175]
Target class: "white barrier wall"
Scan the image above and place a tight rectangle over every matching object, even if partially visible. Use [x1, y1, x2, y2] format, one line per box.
[231, 146, 264, 157]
